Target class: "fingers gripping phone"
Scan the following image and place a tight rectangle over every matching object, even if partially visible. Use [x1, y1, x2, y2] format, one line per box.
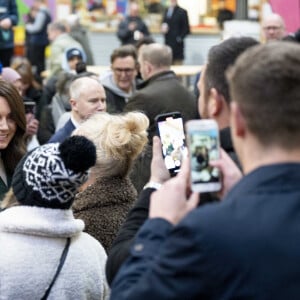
[155, 112, 187, 176]
[186, 119, 221, 193]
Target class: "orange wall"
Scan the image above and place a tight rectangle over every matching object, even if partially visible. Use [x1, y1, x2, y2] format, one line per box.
[212, 0, 236, 12]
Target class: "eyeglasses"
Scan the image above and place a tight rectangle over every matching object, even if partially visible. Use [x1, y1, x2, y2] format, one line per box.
[112, 68, 135, 75]
[263, 26, 282, 31]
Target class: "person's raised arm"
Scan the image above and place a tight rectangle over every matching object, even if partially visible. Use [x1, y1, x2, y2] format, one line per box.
[105, 136, 170, 285]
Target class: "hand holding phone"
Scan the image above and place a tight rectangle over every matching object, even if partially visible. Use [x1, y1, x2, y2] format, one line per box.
[149, 155, 199, 225]
[149, 136, 171, 184]
[186, 119, 221, 193]
[209, 148, 242, 198]
[155, 112, 187, 176]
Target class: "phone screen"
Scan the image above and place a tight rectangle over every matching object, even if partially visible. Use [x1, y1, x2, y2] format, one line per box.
[187, 123, 221, 192]
[156, 113, 187, 175]
[24, 101, 36, 115]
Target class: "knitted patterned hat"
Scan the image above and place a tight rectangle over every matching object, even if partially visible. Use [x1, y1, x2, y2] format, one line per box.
[12, 136, 96, 209]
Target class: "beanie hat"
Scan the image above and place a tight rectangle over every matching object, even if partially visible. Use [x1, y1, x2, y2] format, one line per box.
[66, 48, 83, 61]
[2, 67, 21, 83]
[12, 136, 96, 209]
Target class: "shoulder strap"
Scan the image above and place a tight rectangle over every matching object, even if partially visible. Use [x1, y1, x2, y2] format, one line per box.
[41, 237, 71, 300]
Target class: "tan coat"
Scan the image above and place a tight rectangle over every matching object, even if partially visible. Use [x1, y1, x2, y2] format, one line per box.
[73, 176, 137, 252]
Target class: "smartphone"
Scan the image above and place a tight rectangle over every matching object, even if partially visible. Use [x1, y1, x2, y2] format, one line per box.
[24, 101, 36, 115]
[155, 112, 187, 176]
[186, 119, 221, 193]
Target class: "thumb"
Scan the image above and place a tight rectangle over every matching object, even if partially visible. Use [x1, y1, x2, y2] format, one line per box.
[209, 148, 229, 171]
[152, 136, 162, 157]
[177, 154, 190, 180]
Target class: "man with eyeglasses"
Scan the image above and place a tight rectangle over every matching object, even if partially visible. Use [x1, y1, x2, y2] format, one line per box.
[262, 13, 286, 42]
[101, 45, 138, 113]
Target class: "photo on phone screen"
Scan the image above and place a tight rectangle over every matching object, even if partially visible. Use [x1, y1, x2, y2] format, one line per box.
[155, 112, 187, 176]
[24, 101, 36, 115]
[186, 120, 221, 192]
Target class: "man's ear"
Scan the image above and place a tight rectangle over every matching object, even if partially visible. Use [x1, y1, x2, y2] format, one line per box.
[70, 98, 77, 111]
[144, 61, 152, 75]
[230, 101, 246, 137]
[208, 88, 223, 117]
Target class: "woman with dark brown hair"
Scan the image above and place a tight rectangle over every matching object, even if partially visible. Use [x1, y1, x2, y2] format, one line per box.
[10, 57, 42, 105]
[0, 80, 27, 201]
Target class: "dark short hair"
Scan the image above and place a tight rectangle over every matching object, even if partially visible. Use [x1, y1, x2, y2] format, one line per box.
[227, 42, 300, 148]
[204, 37, 259, 104]
[110, 45, 137, 64]
[75, 61, 87, 74]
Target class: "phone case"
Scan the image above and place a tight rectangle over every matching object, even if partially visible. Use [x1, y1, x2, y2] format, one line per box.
[186, 119, 221, 193]
[155, 112, 186, 176]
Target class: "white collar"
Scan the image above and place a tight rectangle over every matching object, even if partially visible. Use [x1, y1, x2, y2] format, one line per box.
[70, 114, 80, 128]
[0, 206, 84, 238]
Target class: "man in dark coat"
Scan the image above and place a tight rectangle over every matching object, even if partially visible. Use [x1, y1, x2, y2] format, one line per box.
[161, 0, 190, 64]
[124, 43, 198, 192]
[109, 40, 300, 300]
[125, 43, 197, 142]
[117, 2, 150, 46]
[25, 0, 52, 79]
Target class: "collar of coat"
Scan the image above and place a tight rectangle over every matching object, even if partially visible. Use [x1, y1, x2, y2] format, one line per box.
[137, 70, 177, 89]
[0, 206, 84, 238]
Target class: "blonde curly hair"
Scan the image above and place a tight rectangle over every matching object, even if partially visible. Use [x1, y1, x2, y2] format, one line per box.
[73, 112, 149, 178]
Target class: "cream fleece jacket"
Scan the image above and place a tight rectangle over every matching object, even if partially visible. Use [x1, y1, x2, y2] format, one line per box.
[0, 206, 109, 300]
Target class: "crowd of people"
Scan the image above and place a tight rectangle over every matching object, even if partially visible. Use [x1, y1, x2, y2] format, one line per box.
[0, 0, 300, 298]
